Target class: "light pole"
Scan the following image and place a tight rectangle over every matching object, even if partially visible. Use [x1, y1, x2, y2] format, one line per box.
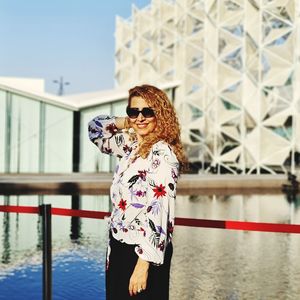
[53, 76, 70, 96]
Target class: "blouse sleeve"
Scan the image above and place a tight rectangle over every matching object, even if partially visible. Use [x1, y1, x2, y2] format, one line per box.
[134, 141, 179, 265]
[88, 115, 131, 158]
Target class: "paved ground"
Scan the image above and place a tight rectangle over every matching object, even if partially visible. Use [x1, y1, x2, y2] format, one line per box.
[0, 173, 291, 195]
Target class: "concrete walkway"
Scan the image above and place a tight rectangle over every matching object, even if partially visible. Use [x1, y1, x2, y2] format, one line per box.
[0, 173, 289, 195]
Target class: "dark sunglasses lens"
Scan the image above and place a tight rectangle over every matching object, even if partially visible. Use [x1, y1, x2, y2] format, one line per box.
[126, 107, 155, 118]
[126, 107, 139, 118]
[142, 108, 155, 118]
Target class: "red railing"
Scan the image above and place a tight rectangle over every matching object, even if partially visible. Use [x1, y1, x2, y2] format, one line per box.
[1, 203, 300, 300]
[1, 205, 300, 234]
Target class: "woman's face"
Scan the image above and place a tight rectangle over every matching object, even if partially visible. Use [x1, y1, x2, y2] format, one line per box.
[128, 96, 157, 141]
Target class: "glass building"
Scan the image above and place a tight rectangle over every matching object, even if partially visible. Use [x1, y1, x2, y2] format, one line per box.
[0, 77, 178, 173]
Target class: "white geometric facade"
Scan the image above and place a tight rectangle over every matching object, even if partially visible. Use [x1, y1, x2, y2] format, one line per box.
[115, 0, 300, 174]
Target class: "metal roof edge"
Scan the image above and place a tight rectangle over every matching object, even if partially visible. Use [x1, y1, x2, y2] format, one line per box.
[0, 80, 181, 111]
[0, 84, 78, 111]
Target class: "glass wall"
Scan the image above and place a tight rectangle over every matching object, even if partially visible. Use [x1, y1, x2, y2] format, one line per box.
[0, 88, 74, 174]
[9, 95, 40, 172]
[0, 91, 6, 172]
[44, 105, 73, 172]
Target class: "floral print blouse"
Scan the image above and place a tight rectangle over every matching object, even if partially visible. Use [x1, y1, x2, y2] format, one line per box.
[88, 115, 179, 265]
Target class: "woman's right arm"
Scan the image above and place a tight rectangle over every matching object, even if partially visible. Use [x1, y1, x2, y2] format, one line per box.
[88, 115, 130, 158]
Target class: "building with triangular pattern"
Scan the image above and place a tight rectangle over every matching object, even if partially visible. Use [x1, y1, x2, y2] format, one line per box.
[115, 0, 300, 174]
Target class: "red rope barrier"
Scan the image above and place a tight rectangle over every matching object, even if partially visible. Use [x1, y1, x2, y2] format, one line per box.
[226, 220, 300, 234]
[175, 217, 225, 229]
[51, 207, 111, 219]
[0, 205, 39, 214]
[1, 205, 300, 234]
[0, 205, 110, 219]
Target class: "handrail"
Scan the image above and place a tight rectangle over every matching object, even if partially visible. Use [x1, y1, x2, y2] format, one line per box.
[1, 203, 300, 300]
[1, 205, 300, 234]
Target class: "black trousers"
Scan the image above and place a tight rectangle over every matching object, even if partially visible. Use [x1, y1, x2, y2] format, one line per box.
[106, 234, 173, 300]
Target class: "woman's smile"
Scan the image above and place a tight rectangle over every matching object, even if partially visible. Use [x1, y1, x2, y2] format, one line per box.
[136, 123, 149, 128]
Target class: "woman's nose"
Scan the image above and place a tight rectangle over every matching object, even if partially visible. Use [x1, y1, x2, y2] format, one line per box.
[137, 112, 145, 121]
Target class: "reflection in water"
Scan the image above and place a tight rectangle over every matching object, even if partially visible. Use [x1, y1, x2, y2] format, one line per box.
[70, 195, 82, 241]
[283, 182, 300, 225]
[2, 212, 10, 264]
[0, 193, 300, 299]
[36, 195, 43, 251]
[171, 226, 300, 300]
[2, 196, 10, 264]
[176, 193, 300, 224]
[285, 191, 300, 206]
[171, 193, 300, 300]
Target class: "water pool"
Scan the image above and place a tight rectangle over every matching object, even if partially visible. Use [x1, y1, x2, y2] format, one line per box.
[1, 193, 300, 299]
[0, 246, 105, 300]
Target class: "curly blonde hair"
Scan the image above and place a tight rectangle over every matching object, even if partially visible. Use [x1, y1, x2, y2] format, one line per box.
[126, 84, 188, 172]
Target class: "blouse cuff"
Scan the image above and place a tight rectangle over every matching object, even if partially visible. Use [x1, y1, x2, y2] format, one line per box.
[88, 115, 118, 141]
[134, 243, 165, 266]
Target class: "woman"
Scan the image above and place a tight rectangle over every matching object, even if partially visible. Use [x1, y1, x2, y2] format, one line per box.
[88, 85, 187, 299]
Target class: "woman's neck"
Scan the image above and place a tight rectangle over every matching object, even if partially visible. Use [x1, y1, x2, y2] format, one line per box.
[137, 134, 143, 145]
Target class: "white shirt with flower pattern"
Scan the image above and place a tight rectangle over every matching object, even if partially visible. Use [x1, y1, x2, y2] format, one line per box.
[88, 115, 179, 265]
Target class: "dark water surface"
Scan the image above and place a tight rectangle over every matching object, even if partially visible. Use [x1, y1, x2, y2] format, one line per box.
[1, 193, 300, 299]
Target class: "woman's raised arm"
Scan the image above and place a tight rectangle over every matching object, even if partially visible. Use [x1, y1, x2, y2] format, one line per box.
[88, 115, 131, 158]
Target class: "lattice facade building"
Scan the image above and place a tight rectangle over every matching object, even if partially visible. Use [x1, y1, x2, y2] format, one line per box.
[115, 0, 300, 174]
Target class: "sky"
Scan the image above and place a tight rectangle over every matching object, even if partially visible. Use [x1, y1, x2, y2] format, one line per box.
[0, 0, 151, 95]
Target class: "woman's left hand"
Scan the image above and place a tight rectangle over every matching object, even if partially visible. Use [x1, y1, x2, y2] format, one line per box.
[129, 257, 150, 296]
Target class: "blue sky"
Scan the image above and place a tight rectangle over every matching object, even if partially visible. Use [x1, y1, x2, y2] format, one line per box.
[0, 0, 151, 94]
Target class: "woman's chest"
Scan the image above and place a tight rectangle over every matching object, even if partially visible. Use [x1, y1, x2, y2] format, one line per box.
[112, 153, 149, 190]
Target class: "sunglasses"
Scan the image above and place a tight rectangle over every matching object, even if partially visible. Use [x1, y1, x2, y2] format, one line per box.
[126, 106, 155, 119]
